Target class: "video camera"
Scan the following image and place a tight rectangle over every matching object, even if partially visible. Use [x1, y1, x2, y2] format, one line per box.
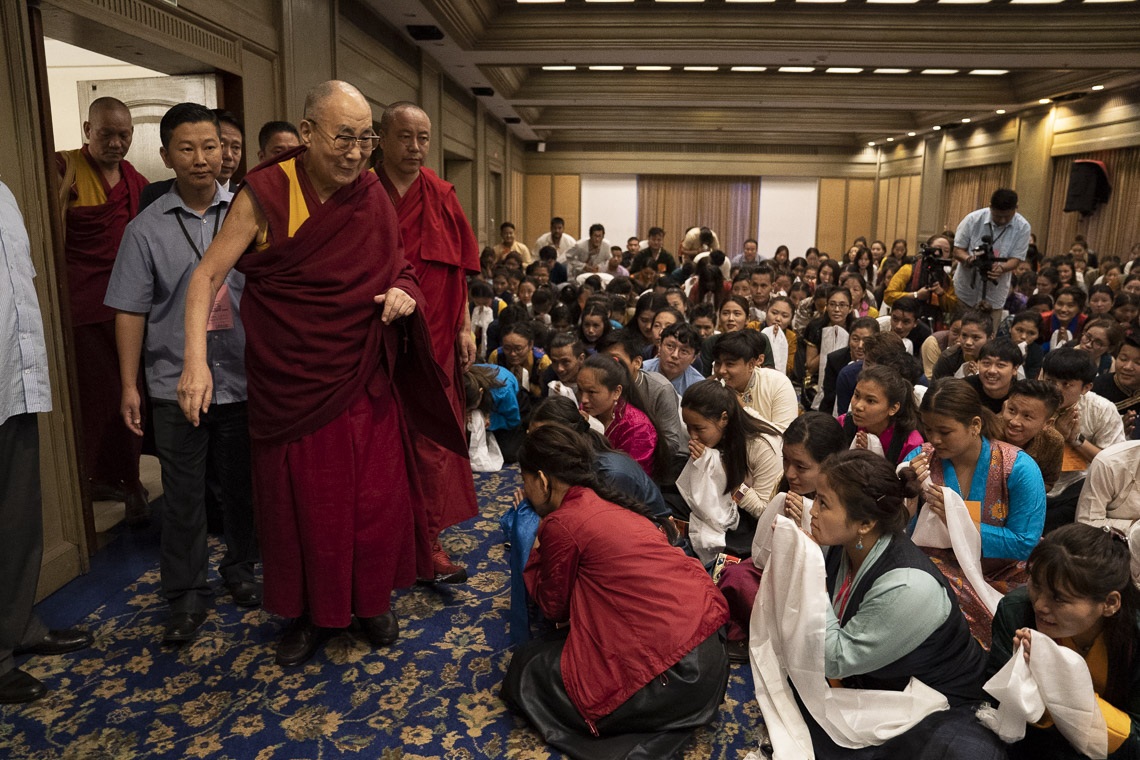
[967, 235, 1008, 297]
[916, 244, 951, 290]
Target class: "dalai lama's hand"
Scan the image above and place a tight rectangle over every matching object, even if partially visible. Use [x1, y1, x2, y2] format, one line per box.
[457, 330, 476, 373]
[375, 287, 416, 324]
[178, 359, 214, 426]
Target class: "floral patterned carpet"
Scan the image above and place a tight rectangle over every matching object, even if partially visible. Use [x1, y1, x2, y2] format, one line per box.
[0, 467, 762, 759]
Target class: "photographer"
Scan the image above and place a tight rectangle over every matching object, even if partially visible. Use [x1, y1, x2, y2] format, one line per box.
[884, 233, 958, 329]
[952, 188, 1031, 310]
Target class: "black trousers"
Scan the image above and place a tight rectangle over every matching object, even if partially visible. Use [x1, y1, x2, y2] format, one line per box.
[502, 628, 728, 760]
[0, 413, 48, 676]
[151, 401, 258, 614]
[1044, 478, 1085, 535]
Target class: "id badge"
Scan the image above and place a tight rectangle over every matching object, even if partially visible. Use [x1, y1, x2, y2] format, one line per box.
[207, 283, 234, 331]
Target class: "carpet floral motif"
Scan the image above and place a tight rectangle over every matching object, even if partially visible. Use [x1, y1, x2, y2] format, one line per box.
[0, 467, 762, 759]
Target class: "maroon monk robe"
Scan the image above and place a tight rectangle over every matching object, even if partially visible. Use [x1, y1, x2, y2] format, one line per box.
[238, 150, 466, 624]
[379, 167, 480, 571]
[59, 146, 149, 490]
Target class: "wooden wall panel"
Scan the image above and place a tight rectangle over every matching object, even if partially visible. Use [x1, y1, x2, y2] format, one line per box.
[524, 175, 553, 251]
[552, 175, 581, 240]
[846, 179, 875, 247]
[816, 178, 847, 257]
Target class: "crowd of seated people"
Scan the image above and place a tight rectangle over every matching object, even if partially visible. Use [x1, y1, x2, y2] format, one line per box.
[469, 213, 1140, 759]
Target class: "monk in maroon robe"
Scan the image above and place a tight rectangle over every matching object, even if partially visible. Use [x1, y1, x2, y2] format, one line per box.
[178, 81, 466, 666]
[56, 97, 150, 523]
[377, 103, 481, 583]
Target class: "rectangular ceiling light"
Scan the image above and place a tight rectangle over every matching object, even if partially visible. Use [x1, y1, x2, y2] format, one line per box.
[541, 65, 576, 71]
[826, 67, 864, 74]
[731, 66, 768, 72]
[867, 0, 920, 3]
[939, 0, 990, 3]
[518, 0, 564, 4]
[969, 69, 1009, 75]
[1083, 0, 1133, 2]
[684, 66, 719, 71]
[636, 66, 672, 71]
[583, 0, 634, 3]
[588, 65, 624, 71]
[778, 66, 815, 73]
[796, 0, 846, 3]
[726, 0, 777, 3]
[921, 69, 959, 75]
[1010, 0, 1064, 4]
[873, 68, 911, 74]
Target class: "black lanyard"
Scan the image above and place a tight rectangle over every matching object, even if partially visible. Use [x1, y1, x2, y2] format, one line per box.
[175, 206, 222, 261]
[985, 220, 1011, 249]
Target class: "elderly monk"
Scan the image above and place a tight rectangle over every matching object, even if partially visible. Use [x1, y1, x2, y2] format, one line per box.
[376, 102, 481, 583]
[56, 96, 150, 524]
[178, 81, 466, 666]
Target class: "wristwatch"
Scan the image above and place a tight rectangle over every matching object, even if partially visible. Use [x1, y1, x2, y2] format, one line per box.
[732, 484, 752, 504]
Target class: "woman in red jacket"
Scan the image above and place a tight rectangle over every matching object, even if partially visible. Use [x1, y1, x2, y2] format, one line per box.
[502, 423, 730, 759]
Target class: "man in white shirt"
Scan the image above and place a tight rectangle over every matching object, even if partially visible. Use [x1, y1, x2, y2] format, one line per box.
[1075, 440, 1140, 532]
[712, 330, 798, 433]
[1042, 347, 1126, 532]
[533, 216, 576, 262]
[952, 188, 1032, 310]
[565, 223, 612, 280]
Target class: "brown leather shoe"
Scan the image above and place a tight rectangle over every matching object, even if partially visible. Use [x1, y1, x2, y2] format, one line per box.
[358, 612, 399, 647]
[275, 616, 324, 666]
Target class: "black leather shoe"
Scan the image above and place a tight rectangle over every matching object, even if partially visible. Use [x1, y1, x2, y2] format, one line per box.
[726, 639, 749, 665]
[225, 581, 262, 608]
[162, 612, 207, 645]
[123, 482, 151, 528]
[0, 669, 47, 704]
[15, 628, 93, 656]
[358, 612, 399, 647]
[275, 617, 324, 666]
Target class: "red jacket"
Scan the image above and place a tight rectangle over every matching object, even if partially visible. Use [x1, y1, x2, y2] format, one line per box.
[524, 486, 729, 729]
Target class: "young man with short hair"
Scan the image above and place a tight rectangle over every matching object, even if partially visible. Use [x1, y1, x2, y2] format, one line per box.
[533, 216, 576, 261]
[712, 330, 797, 433]
[541, 332, 587, 400]
[643, 322, 704, 396]
[819, 316, 879, 418]
[966, 339, 1023, 414]
[1040, 347, 1126, 531]
[495, 221, 532, 266]
[748, 264, 774, 322]
[1000, 379, 1064, 492]
[106, 102, 259, 646]
[888, 296, 932, 359]
[630, 226, 674, 277]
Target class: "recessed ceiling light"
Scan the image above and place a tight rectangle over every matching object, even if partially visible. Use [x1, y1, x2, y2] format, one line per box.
[961, 117, 972, 123]
[583, 0, 634, 3]
[868, 0, 919, 3]
[938, 0, 989, 3]
[636, 66, 671, 71]
[726, 0, 776, 3]
[655, 0, 704, 3]
[1010, 0, 1063, 4]
[796, 0, 845, 3]
[922, 69, 959, 75]
[868, 141, 876, 146]
[969, 69, 1009, 76]
[887, 137, 894, 142]
[589, 65, 624, 71]
[996, 109, 1006, 114]
[778, 66, 815, 73]
[1092, 84, 1105, 91]
[1039, 98, 1052, 104]
[873, 68, 911, 75]
[518, 0, 564, 3]
[907, 131, 916, 136]
[826, 67, 864, 74]
[932, 125, 942, 131]
[542, 66, 576, 71]
[730, 66, 768, 72]
[683, 66, 719, 72]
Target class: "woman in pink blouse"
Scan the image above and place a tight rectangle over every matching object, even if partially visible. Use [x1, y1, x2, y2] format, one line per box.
[577, 354, 663, 478]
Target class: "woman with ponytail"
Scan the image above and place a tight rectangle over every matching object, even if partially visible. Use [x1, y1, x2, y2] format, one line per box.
[903, 378, 1047, 645]
[502, 424, 730, 759]
[576, 353, 667, 479]
[986, 523, 1140, 759]
[767, 449, 1003, 759]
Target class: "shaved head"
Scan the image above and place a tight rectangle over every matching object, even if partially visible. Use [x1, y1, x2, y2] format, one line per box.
[84, 97, 134, 170]
[89, 96, 130, 120]
[303, 80, 368, 122]
[379, 102, 427, 135]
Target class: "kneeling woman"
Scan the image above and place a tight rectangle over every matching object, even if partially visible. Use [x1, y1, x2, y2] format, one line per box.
[502, 424, 729, 759]
[794, 450, 1003, 759]
[987, 523, 1140, 760]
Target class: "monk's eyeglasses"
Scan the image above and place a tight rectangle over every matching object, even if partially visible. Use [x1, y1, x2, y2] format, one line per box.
[307, 120, 380, 153]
